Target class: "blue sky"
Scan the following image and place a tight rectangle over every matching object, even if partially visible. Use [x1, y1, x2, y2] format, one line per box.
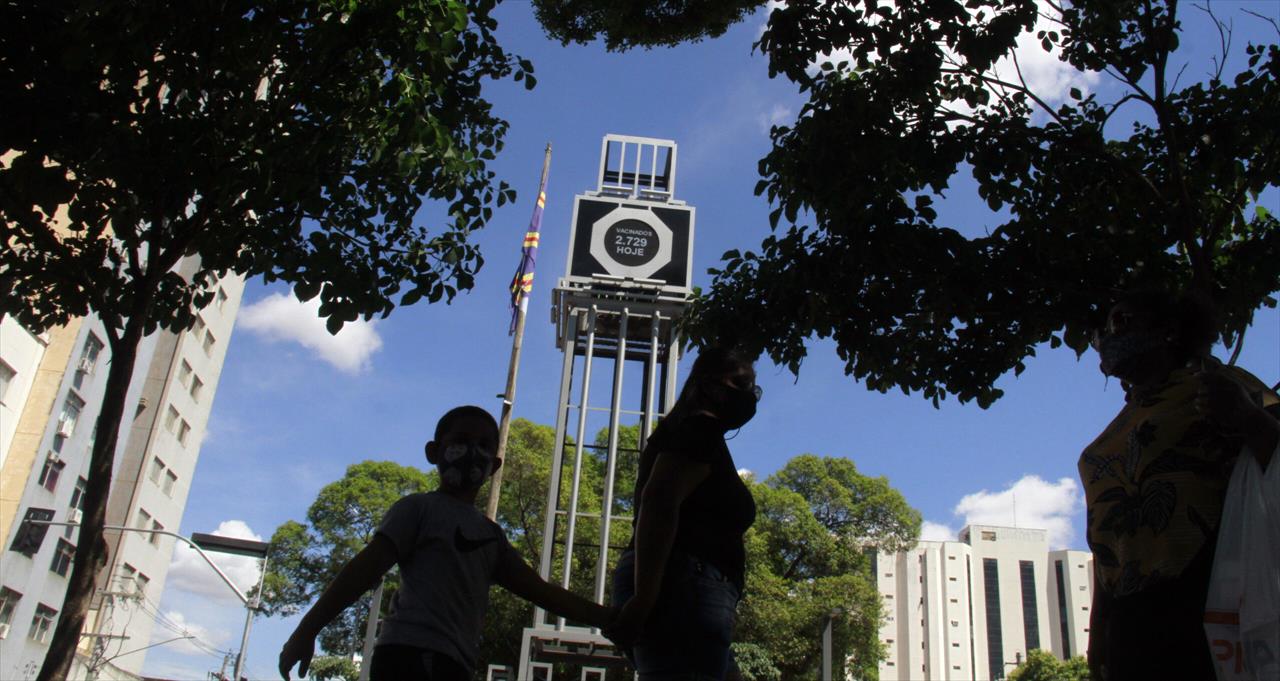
[141, 2, 1280, 678]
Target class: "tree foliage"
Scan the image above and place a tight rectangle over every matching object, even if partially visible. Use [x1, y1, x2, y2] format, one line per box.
[736, 455, 920, 679]
[306, 655, 360, 681]
[0, 1, 529, 675]
[1008, 649, 1091, 681]
[262, 460, 437, 654]
[475, 419, 640, 672]
[532, 0, 1280, 408]
[532, 0, 762, 50]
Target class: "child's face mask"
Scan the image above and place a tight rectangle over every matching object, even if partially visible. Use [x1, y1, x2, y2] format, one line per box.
[440, 442, 495, 488]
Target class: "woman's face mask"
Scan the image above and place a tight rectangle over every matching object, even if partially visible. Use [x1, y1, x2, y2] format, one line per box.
[1093, 303, 1172, 381]
[439, 442, 495, 488]
[712, 379, 759, 431]
[1095, 330, 1166, 380]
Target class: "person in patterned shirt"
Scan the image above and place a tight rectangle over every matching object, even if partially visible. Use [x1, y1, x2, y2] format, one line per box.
[1080, 287, 1279, 680]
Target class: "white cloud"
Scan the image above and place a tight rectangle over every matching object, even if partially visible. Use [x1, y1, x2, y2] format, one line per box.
[239, 291, 382, 374]
[988, 0, 1100, 107]
[157, 610, 232, 658]
[166, 520, 265, 605]
[756, 103, 794, 133]
[951, 475, 1083, 549]
[920, 520, 956, 542]
[773, 0, 1097, 119]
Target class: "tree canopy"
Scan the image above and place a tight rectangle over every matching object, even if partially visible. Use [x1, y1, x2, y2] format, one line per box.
[1, 1, 529, 676]
[262, 460, 437, 654]
[532, 0, 1280, 408]
[1007, 649, 1091, 681]
[736, 454, 920, 679]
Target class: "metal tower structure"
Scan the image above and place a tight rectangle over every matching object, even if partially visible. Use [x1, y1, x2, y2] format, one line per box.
[514, 135, 695, 680]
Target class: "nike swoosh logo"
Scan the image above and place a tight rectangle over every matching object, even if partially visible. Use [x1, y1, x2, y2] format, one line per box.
[454, 526, 499, 553]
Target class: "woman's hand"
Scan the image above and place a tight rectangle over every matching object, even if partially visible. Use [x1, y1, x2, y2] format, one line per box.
[604, 594, 654, 649]
[1196, 366, 1279, 467]
[278, 627, 316, 680]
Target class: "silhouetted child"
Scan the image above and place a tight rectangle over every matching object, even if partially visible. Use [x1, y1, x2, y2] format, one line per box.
[279, 406, 609, 680]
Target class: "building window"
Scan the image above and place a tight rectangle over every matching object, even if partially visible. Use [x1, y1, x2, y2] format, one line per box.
[0, 360, 15, 404]
[38, 455, 66, 492]
[950, 598, 959, 603]
[165, 405, 180, 434]
[202, 330, 216, 356]
[162, 471, 178, 497]
[50, 539, 74, 577]
[29, 604, 57, 644]
[216, 288, 228, 310]
[983, 558, 1004, 679]
[135, 508, 152, 533]
[981, 530, 997, 541]
[135, 572, 150, 597]
[73, 334, 104, 390]
[56, 394, 84, 445]
[178, 360, 193, 388]
[149, 457, 166, 484]
[190, 375, 204, 402]
[1020, 560, 1041, 651]
[0, 587, 21, 638]
[119, 563, 137, 591]
[191, 316, 206, 339]
[1055, 560, 1073, 658]
[150, 520, 164, 545]
[177, 419, 191, 446]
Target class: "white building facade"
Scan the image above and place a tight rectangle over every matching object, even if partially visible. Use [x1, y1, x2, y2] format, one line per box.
[874, 525, 1093, 681]
[0, 263, 244, 680]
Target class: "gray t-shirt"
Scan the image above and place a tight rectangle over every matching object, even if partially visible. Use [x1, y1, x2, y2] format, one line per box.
[374, 491, 516, 673]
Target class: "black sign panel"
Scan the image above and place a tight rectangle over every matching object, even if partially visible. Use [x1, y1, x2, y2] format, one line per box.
[566, 197, 694, 289]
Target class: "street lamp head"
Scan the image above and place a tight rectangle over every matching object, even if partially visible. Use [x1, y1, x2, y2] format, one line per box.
[191, 532, 270, 558]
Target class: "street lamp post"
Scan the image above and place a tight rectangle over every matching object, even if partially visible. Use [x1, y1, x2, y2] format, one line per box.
[17, 518, 268, 680]
[191, 533, 270, 681]
[822, 607, 844, 681]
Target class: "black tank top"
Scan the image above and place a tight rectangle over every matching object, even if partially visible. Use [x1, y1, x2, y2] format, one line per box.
[631, 414, 757, 588]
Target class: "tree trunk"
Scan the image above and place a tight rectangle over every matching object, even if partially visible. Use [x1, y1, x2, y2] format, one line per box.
[37, 320, 144, 681]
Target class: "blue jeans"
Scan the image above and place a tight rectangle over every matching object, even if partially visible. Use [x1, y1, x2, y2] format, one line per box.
[611, 549, 741, 680]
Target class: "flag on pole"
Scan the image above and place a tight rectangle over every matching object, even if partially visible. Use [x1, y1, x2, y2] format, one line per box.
[509, 171, 547, 334]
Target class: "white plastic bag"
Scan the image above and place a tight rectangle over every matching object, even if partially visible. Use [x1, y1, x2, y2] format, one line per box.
[1204, 447, 1280, 681]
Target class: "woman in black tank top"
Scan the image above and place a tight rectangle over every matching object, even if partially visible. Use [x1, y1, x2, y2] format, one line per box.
[607, 347, 761, 680]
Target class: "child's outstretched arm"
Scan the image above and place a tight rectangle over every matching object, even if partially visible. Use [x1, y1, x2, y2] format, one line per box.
[278, 535, 397, 680]
[494, 549, 611, 628]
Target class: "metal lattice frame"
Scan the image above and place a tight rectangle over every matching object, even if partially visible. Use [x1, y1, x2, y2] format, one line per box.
[518, 280, 686, 679]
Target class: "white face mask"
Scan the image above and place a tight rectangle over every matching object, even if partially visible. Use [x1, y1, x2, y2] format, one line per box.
[439, 442, 494, 488]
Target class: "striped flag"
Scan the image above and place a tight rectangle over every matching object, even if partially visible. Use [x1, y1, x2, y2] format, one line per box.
[509, 173, 547, 334]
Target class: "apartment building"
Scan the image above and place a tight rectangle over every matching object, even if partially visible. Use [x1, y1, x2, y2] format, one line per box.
[0, 262, 243, 680]
[874, 525, 1093, 681]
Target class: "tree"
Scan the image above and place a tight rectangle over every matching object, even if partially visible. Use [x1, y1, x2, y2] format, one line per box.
[735, 455, 920, 679]
[475, 419, 626, 673]
[535, 0, 1280, 408]
[261, 461, 436, 654]
[0, 1, 530, 676]
[306, 655, 360, 681]
[1007, 649, 1091, 681]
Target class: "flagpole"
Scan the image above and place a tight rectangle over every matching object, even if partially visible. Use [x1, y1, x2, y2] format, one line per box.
[487, 143, 551, 520]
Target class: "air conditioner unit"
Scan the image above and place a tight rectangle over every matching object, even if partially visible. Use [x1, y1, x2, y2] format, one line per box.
[0, 622, 10, 639]
[77, 357, 94, 374]
[67, 509, 83, 525]
[56, 419, 74, 438]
